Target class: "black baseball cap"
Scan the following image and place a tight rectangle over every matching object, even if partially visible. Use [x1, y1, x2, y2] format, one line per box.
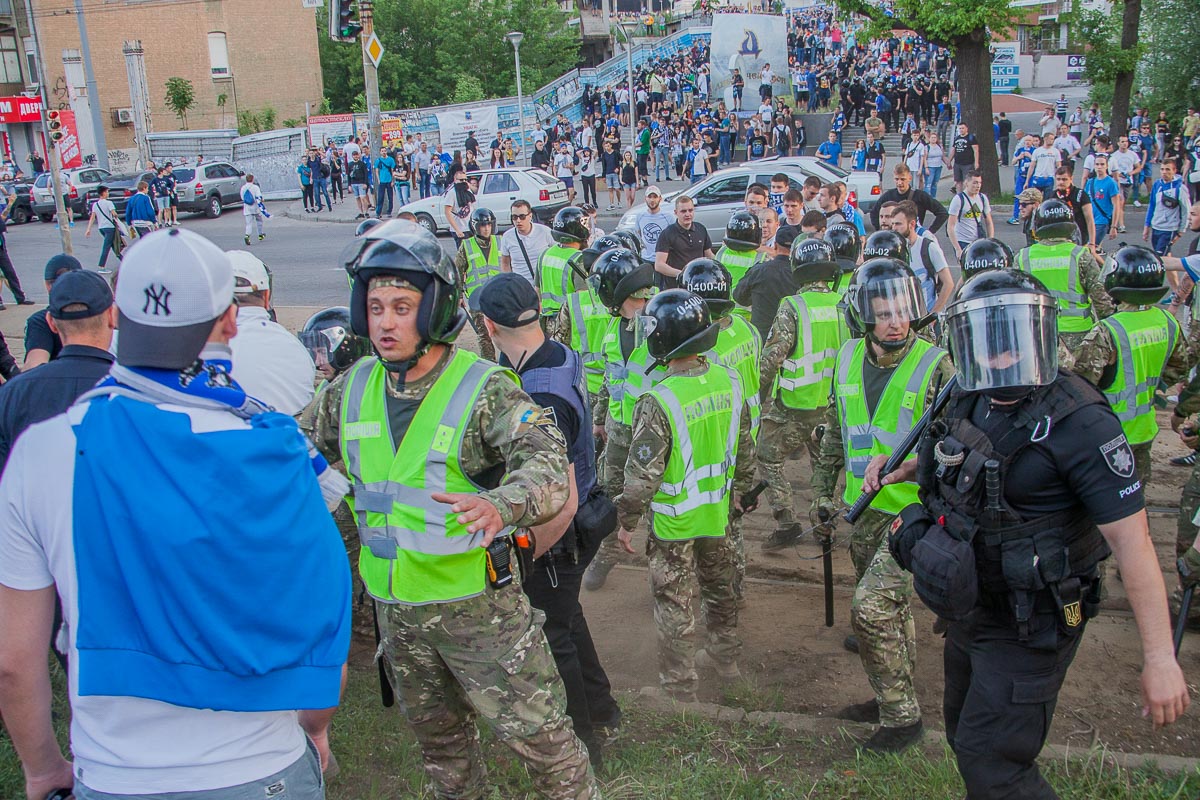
[48, 270, 114, 320]
[474, 273, 540, 327]
[775, 225, 800, 250]
[44, 253, 82, 282]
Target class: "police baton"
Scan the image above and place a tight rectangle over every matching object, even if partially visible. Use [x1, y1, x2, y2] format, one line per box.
[844, 375, 958, 524]
[1175, 557, 1195, 656]
[818, 508, 835, 628]
[730, 479, 768, 520]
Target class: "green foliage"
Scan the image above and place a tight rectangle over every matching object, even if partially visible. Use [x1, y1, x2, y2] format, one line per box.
[282, 118, 304, 129]
[317, 0, 580, 113]
[1061, 4, 1142, 85]
[451, 74, 486, 105]
[1137, 0, 1200, 122]
[833, 0, 1019, 49]
[163, 77, 196, 129]
[237, 106, 278, 136]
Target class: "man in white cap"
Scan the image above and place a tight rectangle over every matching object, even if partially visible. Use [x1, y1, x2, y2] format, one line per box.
[227, 250, 316, 415]
[0, 227, 350, 800]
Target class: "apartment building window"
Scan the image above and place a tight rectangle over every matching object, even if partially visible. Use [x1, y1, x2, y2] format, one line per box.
[0, 35, 22, 84]
[208, 32, 230, 77]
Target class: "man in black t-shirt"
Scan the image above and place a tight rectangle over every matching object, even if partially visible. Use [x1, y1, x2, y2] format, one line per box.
[653, 196, 714, 290]
[1052, 166, 1095, 250]
[951, 123, 979, 193]
[23, 253, 84, 369]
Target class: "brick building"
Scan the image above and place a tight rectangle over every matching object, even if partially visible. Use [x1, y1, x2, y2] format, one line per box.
[28, 0, 322, 164]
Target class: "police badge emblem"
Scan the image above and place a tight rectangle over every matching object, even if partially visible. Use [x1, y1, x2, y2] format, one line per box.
[1062, 600, 1082, 628]
[1099, 435, 1135, 478]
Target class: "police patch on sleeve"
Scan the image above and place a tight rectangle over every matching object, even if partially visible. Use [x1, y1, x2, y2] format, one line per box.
[1099, 435, 1135, 478]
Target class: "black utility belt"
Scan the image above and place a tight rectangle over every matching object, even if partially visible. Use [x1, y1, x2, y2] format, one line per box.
[980, 573, 1102, 634]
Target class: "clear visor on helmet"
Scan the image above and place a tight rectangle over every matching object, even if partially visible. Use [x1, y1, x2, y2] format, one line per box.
[852, 275, 927, 327]
[299, 326, 346, 367]
[946, 293, 1058, 391]
[586, 273, 604, 298]
[633, 314, 658, 351]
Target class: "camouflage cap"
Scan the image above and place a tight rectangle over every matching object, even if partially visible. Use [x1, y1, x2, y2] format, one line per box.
[1017, 187, 1044, 204]
[631, 286, 657, 300]
[368, 276, 421, 292]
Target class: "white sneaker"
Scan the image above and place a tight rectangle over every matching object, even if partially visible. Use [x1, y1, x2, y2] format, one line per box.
[1133, 200, 1142, 208]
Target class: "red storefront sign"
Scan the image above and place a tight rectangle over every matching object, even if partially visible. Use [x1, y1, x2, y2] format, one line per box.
[0, 96, 44, 124]
[53, 110, 82, 169]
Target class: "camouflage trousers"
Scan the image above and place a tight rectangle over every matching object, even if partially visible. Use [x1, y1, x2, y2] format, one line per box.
[1176, 455, 1200, 620]
[1131, 441, 1152, 486]
[592, 420, 633, 570]
[376, 582, 599, 800]
[646, 530, 741, 696]
[758, 406, 825, 527]
[728, 516, 745, 602]
[472, 312, 496, 362]
[849, 508, 920, 728]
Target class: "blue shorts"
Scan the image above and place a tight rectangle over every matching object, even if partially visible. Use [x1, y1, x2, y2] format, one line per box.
[560, 176, 574, 189]
[155, 197, 170, 211]
[351, 183, 369, 197]
[605, 174, 619, 189]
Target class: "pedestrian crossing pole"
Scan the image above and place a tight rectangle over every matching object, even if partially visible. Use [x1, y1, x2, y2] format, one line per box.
[359, 0, 383, 156]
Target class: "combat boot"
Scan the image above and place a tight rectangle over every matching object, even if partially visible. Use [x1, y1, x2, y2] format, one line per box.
[695, 648, 741, 680]
[862, 720, 924, 754]
[583, 559, 615, 591]
[762, 522, 804, 551]
[835, 698, 879, 723]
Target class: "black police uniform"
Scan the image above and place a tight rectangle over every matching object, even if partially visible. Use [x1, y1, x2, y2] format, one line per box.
[916, 371, 1141, 799]
[504, 338, 621, 753]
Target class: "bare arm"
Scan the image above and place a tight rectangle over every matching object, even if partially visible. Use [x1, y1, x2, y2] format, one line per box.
[972, 143, 979, 169]
[297, 662, 346, 771]
[500, 253, 513, 273]
[932, 267, 955, 313]
[654, 250, 680, 279]
[21, 351, 49, 371]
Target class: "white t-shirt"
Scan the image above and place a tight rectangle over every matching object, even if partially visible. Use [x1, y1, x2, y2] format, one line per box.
[904, 142, 927, 175]
[501, 223, 555, 286]
[948, 191, 991, 244]
[341, 141, 361, 160]
[1030, 146, 1061, 179]
[1053, 134, 1081, 159]
[635, 208, 676, 260]
[230, 306, 316, 416]
[554, 152, 575, 179]
[908, 230, 949, 309]
[1109, 149, 1140, 184]
[0, 404, 307, 794]
[240, 182, 263, 215]
[91, 197, 119, 230]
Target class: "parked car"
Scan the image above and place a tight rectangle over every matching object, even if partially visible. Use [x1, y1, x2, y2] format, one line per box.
[618, 158, 882, 234]
[32, 167, 112, 221]
[85, 170, 156, 216]
[85, 161, 246, 219]
[2, 180, 35, 225]
[395, 168, 570, 235]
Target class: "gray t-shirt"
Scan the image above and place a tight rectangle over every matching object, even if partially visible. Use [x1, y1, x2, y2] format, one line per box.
[500, 223, 555, 286]
[635, 208, 675, 260]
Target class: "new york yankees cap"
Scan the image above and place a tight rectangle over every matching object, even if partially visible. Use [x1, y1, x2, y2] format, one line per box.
[114, 227, 235, 370]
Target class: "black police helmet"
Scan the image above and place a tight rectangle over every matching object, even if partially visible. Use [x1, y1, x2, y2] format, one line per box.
[551, 206, 590, 245]
[724, 210, 762, 251]
[611, 228, 644, 256]
[355, 217, 383, 238]
[1032, 199, 1077, 241]
[1102, 244, 1169, 304]
[581, 234, 625, 273]
[862, 229, 910, 263]
[790, 238, 840, 286]
[299, 306, 372, 374]
[844, 257, 927, 345]
[591, 247, 654, 315]
[680, 257, 734, 318]
[342, 219, 467, 347]
[469, 207, 497, 237]
[960, 238, 1015, 280]
[641, 289, 720, 361]
[825, 223, 861, 272]
[951, 267, 1052, 305]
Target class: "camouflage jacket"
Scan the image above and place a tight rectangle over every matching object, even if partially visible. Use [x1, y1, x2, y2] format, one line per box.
[759, 282, 835, 403]
[616, 356, 757, 531]
[811, 334, 956, 500]
[306, 346, 570, 528]
[1071, 303, 1189, 389]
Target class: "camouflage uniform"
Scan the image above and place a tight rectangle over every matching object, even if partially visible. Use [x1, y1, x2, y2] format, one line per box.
[812, 335, 956, 730]
[1072, 302, 1189, 484]
[588, 316, 636, 574]
[616, 357, 757, 697]
[310, 346, 599, 800]
[757, 283, 833, 528]
[1173, 370, 1200, 565]
[452, 235, 499, 362]
[1020, 238, 1114, 352]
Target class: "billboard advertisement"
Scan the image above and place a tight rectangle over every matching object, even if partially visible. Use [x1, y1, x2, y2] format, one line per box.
[710, 14, 788, 109]
[991, 43, 1020, 94]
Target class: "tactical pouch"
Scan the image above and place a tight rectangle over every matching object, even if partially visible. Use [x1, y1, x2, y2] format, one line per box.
[995, 525, 1070, 633]
[888, 502, 932, 570]
[909, 522, 980, 621]
[575, 486, 617, 547]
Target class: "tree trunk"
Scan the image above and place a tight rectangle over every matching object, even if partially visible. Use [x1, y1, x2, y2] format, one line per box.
[1109, 0, 1141, 141]
[954, 33, 1002, 197]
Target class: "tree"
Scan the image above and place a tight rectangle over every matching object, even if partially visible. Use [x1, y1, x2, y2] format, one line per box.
[216, 92, 228, 129]
[164, 77, 196, 130]
[1062, 1, 1141, 138]
[451, 74, 486, 105]
[834, 0, 1020, 196]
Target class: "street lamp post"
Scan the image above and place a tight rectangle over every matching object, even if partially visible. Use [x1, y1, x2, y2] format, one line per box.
[614, 23, 637, 153]
[506, 31, 529, 167]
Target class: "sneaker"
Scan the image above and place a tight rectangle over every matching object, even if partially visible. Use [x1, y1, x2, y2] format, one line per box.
[695, 648, 741, 680]
[97, 268, 112, 275]
[259, 234, 265, 241]
[1171, 451, 1198, 467]
[1118, 225, 1127, 233]
[835, 698, 880, 723]
[762, 522, 804, 551]
[862, 720, 924, 754]
[244, 235, 251, 245]
[1133, 200, 1142, 208]
[843, 634, 860, 654]
[17, 299, 34, 305]
[583, 560, 615, 591]
[0, 302, 6, 310]
[1005, 218, 1019, 226]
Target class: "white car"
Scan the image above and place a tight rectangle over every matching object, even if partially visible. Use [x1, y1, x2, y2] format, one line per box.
[618, 157, 882, 234]
[32, 166, 112, 221]
[396, 168, 570, 235]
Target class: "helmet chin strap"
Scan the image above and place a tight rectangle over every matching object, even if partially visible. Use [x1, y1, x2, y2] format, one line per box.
[378, 340, 431, 388]
[869, 331, 909, 352]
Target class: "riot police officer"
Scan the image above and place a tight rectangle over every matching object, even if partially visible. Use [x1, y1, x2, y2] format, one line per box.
[715, 211, 764, 294]
[454, 207, 502, 361]
[811, 258, 955, 753]
[1073, 245, 1187, 482]
[861, 229, 909, 263]
[550, 234, 625, 398]
[306, 220, 598, 799]
[1015, 199, 1114, 351]
[959, 237, 1014, 281]
[355, 216, 383, 238]
[878, 269, 1189, 799]
[681, 257, 763, 601]
[758, 238, 850, 550]
[825, 222, 862, 295]
[614, 289, 757, 700]
[299, 306, 373, 386]
[541, 206, 591, 324]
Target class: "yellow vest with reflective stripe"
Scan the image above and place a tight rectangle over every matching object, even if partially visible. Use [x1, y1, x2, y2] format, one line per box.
[708, 315, 762, 441]
[1015, 241, 1094, 333]
[566, 289, 609, 397]
[647, 362, 741, 539]
[716, 245, 762, 287]
[835, 338, 944, 515]
[777, 292, 849, 411]
[539, 245, 579, 316]
[339, 350, 515, 605]
[1099, 308, 1179, 445]
[601, 317, 664, 427]
[462, 236, 500, 300]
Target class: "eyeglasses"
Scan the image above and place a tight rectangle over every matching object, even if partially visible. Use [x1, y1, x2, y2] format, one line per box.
[1019, 201, 1035, 207]
[511, 213, 531, 221]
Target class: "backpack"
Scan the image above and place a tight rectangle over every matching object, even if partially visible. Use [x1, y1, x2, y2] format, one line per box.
[241, 185, 255, 205]
[320, 162, 331, 179]
[668, 76, 679, 92]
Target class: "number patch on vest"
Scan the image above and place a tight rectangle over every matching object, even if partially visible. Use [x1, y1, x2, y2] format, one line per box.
[343, 421, 382, 439]
[1099, 434, 1135, 478]
[432, 424, 455, 454]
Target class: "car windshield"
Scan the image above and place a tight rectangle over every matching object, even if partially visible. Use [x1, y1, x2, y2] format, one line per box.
[172, 168, 196, 182]
[824, 162, 850, 177]
[526, 171, 558, 186]
[34, 173, 49, 188]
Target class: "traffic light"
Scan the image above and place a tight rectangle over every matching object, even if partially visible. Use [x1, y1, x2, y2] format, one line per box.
[328, 0, 361, 42]
[46, 109, 64, 143]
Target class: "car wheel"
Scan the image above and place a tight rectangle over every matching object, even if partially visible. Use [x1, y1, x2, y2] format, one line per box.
[205, 195, 223, 218]
[414, 213, 437, 234]
[38, 213, 53, 223]
[10, 207, 30, 225]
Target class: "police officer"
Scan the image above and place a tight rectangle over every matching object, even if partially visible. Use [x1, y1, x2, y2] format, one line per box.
[825, 222, 862, 295]
[714, 210, 764, 294]
[1015, 199, 1114, 352]
[583, 248, 659, 590]
[879, 269, 1189, 799]
[540, 206, 590, 324]
[298, 306, 373, 387]
[476, 274, 622, 768]
[861, 228, 909, 263]
[307, 220, 598, 799]
[811, 258, 955, 752]
[454, 207, 502, 361]
[681, 257, 762, 602]
[1073, 245, 1186, 482]
[550, 234, 624, 399]
[959, 237, 1014, 281]
[758, 238, 850, 550]
[614, 289, 757, 701]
